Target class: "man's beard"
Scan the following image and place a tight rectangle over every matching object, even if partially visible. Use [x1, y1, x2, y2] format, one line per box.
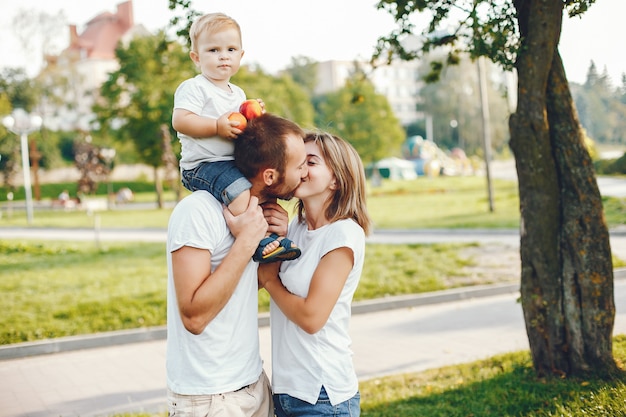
[262, 178, 297, 201]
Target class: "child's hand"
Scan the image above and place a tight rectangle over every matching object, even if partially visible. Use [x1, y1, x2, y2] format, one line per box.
[256, 99, 266, 114]
[216, 113, 243, 139]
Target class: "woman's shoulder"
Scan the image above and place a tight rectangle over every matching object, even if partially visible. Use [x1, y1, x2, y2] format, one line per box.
[324, 219, 365, 247]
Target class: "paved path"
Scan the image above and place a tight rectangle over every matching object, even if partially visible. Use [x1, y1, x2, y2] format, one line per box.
[2, 226, 626, 261]
[2, 280, 626, 417]
[2, 226, 626, 416]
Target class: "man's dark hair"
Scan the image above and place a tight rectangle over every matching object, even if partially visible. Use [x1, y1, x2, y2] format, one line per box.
[234, 113, 304, 179]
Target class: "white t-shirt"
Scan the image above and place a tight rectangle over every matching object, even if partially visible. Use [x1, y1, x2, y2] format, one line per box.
[174, 74, 246, 171]
[166, 190, 262, 395]
[270, 218, 365, 405]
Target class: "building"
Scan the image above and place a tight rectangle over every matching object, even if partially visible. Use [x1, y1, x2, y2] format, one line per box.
[314, 59, 425, 126]
[39, 0, 149, 131]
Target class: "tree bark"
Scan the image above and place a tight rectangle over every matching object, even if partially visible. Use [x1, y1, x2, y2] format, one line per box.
[546, 50, 616, 375]
[510, 0, 617, 376]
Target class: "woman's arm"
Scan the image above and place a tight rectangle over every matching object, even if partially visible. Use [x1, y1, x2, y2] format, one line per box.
[259, 247, 353, 334]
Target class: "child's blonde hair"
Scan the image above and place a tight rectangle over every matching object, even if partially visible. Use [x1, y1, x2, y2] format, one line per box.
[189, 13, 242, 53]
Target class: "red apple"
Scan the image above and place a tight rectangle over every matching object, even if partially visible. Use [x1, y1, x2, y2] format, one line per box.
[239, 99, 263, 120]
[228, 112, 247, 130]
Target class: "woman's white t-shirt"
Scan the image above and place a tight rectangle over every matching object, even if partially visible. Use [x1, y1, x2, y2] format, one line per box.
[174, 74, 246, 171]
[270, 218, 365, 405]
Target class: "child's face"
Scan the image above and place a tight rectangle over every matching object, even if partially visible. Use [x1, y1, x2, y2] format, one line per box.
[190, 27, 244, 86]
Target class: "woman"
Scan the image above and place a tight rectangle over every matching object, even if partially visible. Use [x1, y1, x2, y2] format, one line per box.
[258, 131, 372, 417]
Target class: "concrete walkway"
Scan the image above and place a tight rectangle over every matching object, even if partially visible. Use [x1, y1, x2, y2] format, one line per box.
[2, 279, 626, 417]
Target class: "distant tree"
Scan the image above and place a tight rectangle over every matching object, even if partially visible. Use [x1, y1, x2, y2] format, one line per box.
[284, 56, 319, 97]
[0, 68, 46, 193]
[317, 69, 405, 164]
[573, 61, 626, 146]
[95, 32, 195, 208]
[0, 68, 40, 111]
[233, 66, 315, 128]
[418, 53, 510, 154]
[375, 0, 619, 378]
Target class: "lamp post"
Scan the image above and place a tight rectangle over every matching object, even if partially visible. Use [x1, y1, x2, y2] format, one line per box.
[2, 109, 43, 225]
[100, 147, 116, 208]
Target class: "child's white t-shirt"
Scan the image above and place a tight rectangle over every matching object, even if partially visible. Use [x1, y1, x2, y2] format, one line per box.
[174, 74, 246, 171]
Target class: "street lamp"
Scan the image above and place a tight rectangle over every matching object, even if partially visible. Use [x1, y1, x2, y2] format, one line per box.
[100, 147, 116, 208]
[2, 109, 43, 225]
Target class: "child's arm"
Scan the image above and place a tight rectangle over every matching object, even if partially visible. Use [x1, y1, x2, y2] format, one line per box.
[172, 109, 242, 139]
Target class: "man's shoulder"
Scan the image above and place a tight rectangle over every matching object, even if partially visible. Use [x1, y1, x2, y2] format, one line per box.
[173, 191, 223, 217]
[168, 191, 230, 244]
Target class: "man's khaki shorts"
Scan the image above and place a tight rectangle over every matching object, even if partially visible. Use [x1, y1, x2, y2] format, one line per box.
[167, 370, 273, 417]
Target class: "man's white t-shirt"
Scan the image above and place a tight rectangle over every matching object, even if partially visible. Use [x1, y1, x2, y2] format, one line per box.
[270, 218, 365, 405]
[174, 74, 246, 171]
[166, 190, 262, 395]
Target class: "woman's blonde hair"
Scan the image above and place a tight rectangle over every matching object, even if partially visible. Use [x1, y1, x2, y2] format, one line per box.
[296, 131, 372, 236]
[189, 13, 242, 53]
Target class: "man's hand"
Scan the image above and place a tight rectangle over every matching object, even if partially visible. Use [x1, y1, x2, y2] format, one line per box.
[224, 196, 268, 246]
[261, 201, 289, 237]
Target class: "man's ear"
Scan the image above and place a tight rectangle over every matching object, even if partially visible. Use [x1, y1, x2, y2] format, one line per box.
[262, 168, 278, 186]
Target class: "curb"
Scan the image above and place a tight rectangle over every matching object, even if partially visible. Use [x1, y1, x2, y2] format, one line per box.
[2, 269, 624, 361]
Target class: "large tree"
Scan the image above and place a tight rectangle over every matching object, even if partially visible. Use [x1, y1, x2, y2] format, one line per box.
[375, 0, 618, 377]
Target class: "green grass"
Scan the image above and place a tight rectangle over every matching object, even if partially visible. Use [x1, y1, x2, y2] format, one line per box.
[112, 336, 626, 417]
[1, 240, 167, 344]
[359, 336, 626, 416]
[368, 176, 522, 229]
[0, 240, 475, 345]
[1, 176, 624, 229]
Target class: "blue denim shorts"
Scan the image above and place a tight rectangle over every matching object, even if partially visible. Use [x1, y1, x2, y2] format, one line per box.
[274, 387, 360, 417]
[182, 160, 251, 206]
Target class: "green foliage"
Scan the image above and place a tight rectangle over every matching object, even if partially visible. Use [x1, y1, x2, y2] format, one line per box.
[0, 67, 40, 111]
[317, 71, 406, 164]
[232, 66, 315, 128]
[284, 56, 319, 97]
[417, 54, 511, 154]
[374, 0, 519, 78]
[572, 62, 626, 146]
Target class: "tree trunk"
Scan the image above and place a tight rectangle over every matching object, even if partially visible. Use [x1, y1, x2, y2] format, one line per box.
[510, 0, 617, 376]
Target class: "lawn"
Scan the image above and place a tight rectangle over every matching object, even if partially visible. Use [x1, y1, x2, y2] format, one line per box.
[113, 336, 626, 417]
[2, 176, 523, 229]
[0, 239, 476, 345]
[1, 176, 623, 229]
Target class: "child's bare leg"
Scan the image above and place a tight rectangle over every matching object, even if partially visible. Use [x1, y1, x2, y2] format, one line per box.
[227, 190, 279, 255]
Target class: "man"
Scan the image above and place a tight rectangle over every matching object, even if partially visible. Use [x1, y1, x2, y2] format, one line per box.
[166, 114, 308, 416]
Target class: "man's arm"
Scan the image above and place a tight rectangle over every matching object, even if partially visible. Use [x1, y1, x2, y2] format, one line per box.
[172, 196, 267, 334]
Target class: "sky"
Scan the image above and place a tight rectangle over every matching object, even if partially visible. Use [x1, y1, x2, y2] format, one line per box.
[0, 0, 624, 86]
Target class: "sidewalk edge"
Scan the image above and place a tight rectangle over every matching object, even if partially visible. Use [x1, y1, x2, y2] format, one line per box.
[2, 269, 624, 361]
